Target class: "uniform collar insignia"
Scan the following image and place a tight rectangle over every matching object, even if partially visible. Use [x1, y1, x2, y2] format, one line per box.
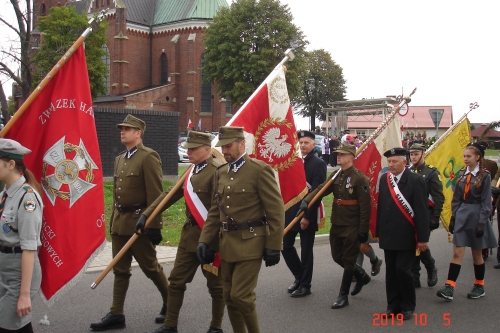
[125, 146, 138, 158]
[194, 160, 207, 174]
[228, 155, 246, 173]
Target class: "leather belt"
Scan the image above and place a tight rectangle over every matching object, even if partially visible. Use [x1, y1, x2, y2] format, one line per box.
[115, 203, 146, 213]
[221, 219, 267, 231]
[0, 245, 22, 254]
[334, 198, 358, 206]
[461, 199, 481, 205]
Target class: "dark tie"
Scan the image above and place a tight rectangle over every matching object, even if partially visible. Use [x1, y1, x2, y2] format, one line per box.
[394, 177, 398, 183]
[0, 192, 8, 214]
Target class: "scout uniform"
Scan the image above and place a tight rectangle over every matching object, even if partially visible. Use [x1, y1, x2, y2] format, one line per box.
[305, 144, 371, 309]
[408, 143, 444, 288]
[143, 132, 224, 333]
[0, 139, 43, 331]
[199, 126, 285, 333]
[91, 115, 169, 331]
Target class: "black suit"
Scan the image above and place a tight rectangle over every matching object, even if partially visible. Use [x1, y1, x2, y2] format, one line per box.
[376, 168, 430, 312]
[282, 153, 327, 288]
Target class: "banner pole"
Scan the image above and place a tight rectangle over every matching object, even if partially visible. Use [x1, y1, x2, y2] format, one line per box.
[0, 10, 108, 138]
[424, 113, 469, 157]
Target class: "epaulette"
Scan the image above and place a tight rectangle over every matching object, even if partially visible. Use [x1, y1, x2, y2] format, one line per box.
[22, 184, 34, 193]
[483, 168, 490, 173]
[249, 158, 267, 168]
[427, 164, 437, 170]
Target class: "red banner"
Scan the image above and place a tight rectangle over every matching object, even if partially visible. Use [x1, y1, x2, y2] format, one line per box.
[227, 66, 307, 210]
[5, 45, 106, 305]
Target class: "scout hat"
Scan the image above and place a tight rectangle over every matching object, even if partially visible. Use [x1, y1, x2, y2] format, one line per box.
[408, 143, 426, 152]
[116, 114, 146, 133]
[0, 139, 31, 159]
[383, 147, 407, 157]
[182, 131, 212, 148]
[336, 144, 356, 156]
[297, 130, 315, 140]
[215, 126, 245, 147]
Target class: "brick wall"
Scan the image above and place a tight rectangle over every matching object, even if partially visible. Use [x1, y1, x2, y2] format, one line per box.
[94, 106, 180, 176]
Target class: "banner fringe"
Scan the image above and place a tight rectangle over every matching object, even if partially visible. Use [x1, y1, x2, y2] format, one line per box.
[202, 264, 219, 276]
[284, 187, 308, 211]
[40, 239, 107, 307]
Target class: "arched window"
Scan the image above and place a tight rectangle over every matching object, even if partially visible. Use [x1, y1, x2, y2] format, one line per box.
[160, 53, 168, 84]
[101, 44, 110, 94]
[200, 53, 212, 113]
[40, 4, 46, 16]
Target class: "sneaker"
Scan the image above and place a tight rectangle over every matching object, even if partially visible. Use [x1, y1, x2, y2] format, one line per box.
[371, 258, 383, 276]
[436, 283, 454, 301]
[467, 284, 485, 299]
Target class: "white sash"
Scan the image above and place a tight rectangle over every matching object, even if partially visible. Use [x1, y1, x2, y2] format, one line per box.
[184, 167, 208, 227]
[388, 172, 414, 218]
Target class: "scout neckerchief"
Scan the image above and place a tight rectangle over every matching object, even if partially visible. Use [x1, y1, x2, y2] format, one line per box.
[183, 164, 221, 274]
[386, 172, 418, 251]
[462, 164, 479, 200]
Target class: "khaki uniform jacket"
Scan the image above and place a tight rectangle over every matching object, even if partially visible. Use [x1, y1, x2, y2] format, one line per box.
[143, 157, 221, 252]
[199, 154, 285, 262]
[110, 142, 163, 235]
[410, 163, 445, 219]
[306, 166, 371, 233]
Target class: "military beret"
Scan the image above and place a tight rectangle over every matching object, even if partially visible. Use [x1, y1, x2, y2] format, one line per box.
[467, 142, 485, 158]
[215, 126, 245, 147]
[182, 131, 212, 148]
[0, 139, 31, 159]
[383, 147, 407, 157]
[478, 141, 489, 150]
[408, 143, 426, 152]
[297, 130, 315, 140]
[116, 114, 146, 133]
[336, 144, 356, 156]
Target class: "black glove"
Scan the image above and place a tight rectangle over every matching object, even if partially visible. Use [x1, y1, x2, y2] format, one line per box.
[148, 228, 163, 245]
[134, 214, 147, 235]
[296, 200, 309, 217]
[196, 242, 216, 264]
[430, 216, 440, 231]
[491, 187, 500, 196]
[475, 223, 485, 238]
[263, 248, 280, 267]
[357, 232, 368, 243]
[448, 216, 455, 234]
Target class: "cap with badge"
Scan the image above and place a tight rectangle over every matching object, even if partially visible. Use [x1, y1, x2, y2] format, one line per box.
[467, 142, 485, 158]
[215, 126, 245, 147]
[383, 147, 407, 158]
[297, 130, 315, 140]
[182, 131, 212, 148]
[116, 114, 146, 133]
[0, 138, 31, 160]
[336, 144, 356, 156]
[408, 143, 426, 152]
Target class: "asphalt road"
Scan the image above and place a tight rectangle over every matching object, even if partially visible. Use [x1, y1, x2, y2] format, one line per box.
[31, 227, 500, 333]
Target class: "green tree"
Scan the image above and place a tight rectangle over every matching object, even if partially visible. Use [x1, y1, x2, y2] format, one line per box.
[202, 0, 307, 105]
[295, 49, 346, 130]
[33, 6, 108, 98]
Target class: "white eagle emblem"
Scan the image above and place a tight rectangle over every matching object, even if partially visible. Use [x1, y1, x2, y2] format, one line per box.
[258, 127, 292, 162]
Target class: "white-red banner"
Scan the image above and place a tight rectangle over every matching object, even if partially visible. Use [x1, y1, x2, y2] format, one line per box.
[5, 45, 106, 305]
[353, 115, 401, 236]
[226, 66, 307, 209]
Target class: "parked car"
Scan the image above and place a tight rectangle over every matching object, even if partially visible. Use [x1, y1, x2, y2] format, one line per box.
[314, 134, 324, 157]
[178, 146, 189, 162]
[178, 136, 187, 146]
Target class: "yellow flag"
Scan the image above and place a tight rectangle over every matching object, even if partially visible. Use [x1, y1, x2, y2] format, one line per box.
[425, 117, 471, 232]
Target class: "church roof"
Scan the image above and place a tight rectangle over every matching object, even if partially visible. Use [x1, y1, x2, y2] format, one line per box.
[153, 0, 228, 26]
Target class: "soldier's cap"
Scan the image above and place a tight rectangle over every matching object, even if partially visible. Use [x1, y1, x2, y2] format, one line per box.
[336, 144, 356, 156]
[0, 139, 31, 160]
[344, 129, 350, 132]
[383, 147, 407, 158]
[467, 142, 485, 158]
[408, 143, 426, 152]
[297, 130, 315, 140]
[182, 131, 212, 148]
[116, 114, 146, 133]
[215, 126, 245, 147]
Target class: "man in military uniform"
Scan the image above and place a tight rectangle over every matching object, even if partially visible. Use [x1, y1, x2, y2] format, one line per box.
[90, 115, 169, 331]
[408, 143, 444, 288]
[298, 144, 371, 309]
[376, 147, 429, 320]
[197, 126, 285, 333]
[282, 131, 327, 298]
[143, 131, 224, 333]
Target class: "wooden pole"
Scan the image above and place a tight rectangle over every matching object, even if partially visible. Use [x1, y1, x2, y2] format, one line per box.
[91, 166, 192, 289]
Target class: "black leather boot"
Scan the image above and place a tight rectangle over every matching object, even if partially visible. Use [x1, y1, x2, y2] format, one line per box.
[155, 303, 167, 323]
[332, 269, 354, 309]
[90, 312, 125, 331]
[351, 265, 371, 296]
[146, 326, 178, 333]
[427, 266, 438, 287]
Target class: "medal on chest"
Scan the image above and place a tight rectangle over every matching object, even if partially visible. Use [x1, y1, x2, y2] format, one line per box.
[346, 176, 353, 194]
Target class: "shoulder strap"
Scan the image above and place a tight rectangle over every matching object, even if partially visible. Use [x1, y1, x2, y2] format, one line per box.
[17, 184, 42, 210]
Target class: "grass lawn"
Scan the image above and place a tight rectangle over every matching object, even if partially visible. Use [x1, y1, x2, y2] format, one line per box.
[103, 167, 334, 246]
[486, 149, 499, 157]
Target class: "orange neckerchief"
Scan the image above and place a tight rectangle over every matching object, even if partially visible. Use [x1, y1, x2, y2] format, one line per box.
[463, 173, 472, 201]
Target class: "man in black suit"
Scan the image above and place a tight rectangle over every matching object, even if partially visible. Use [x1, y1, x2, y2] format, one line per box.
[282, 131, 327, 298]
[329, 135, 340, 167]
[376, 147, 430, 320]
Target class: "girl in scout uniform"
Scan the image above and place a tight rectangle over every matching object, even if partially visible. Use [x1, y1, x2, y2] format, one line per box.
[437, 142, 497, 301]
[0, 139, 43, 333]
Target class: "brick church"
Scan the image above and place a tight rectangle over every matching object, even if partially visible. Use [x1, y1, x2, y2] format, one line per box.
[32, 0, 232, 133]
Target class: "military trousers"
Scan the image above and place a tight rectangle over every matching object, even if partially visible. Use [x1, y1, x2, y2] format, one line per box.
[110, 234, 169, 315]
[221, 258, 262, 333]
[384, 249, 416, 312]
[411, 248, 436, 279]
[282, 229, 315, 288]
[164, 246, 224, 328]
[330, 225, 360, 270]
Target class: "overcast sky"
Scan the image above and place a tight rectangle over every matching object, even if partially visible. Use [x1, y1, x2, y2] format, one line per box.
[282, 0, 500, 129]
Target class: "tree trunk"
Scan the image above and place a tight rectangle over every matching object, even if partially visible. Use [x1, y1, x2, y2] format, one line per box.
[0, 83, 11, 125]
